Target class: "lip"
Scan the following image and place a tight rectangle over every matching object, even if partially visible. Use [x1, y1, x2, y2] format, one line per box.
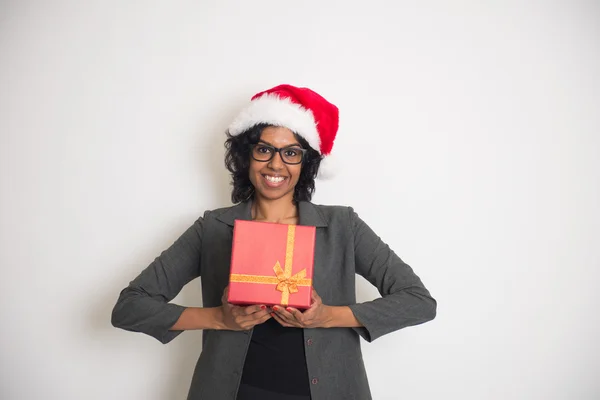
[261, 173, 288, 188]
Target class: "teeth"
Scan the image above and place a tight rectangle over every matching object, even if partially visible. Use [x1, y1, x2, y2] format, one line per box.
[265, 175, 285, 183]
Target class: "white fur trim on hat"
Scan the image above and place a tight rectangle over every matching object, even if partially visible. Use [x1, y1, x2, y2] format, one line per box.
[317, 150, 337, 179]
[228, 93, 322, 153]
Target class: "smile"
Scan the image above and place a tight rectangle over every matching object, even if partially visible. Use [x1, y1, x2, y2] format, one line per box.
[262, 174, 288, 187]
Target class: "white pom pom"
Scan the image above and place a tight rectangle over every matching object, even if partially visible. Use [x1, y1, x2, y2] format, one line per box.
[317, 153, 337, 180]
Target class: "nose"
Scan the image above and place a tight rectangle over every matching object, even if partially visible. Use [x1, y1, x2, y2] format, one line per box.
[268, 150, 285, 170]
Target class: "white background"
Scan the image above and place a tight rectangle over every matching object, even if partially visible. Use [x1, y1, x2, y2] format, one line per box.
[1, 1, 599, 399]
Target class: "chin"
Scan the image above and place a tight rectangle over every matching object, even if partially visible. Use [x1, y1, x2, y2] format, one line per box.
[256, 189, 294, 201]
[255, 182, 295, 200]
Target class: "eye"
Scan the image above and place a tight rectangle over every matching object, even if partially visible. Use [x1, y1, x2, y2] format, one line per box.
[256, 145, 273, 154]
[284, 148, 301, 157]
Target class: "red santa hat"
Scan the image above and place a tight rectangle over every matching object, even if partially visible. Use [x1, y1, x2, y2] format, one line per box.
[228, 84, 339, 177]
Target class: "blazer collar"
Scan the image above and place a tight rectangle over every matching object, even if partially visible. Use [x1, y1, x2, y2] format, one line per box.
[216, 199, 328, 227]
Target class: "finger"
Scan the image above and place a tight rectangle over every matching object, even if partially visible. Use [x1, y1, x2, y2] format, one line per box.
[305, 295, 318, 311]
[285, 307, 305, 322]
[274, 306, 302, 326]
[230, 305, 247, 317]
[242, 305, 267, 315]
[235, 313, 259, 328]
[249, 309, 271, 320]
[235, 308, 270, 324]
[253, 312, 272, 325]
[311, 289, 321, 304]
[272, 305, 293, 318]
[296, 300, 323, 325]
[302, 298, 319, 314]
[271, 312, 296, 328]
[240, 312, 270, 329]
[221, 286, 229, 303]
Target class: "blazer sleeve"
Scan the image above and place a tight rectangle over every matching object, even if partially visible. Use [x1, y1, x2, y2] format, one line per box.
[111, 217, 204, 344]
[347, 208, 436, 342]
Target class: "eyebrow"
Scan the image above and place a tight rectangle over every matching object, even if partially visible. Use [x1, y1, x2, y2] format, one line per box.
[258, 139, 302, 148]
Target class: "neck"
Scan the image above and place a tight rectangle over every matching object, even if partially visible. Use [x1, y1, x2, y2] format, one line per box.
[252, 194, 298, 224]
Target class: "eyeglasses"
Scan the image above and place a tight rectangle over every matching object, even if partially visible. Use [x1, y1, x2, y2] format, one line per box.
[251, 143, 307, 165]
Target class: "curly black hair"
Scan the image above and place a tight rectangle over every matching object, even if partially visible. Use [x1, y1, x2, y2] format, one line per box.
[224, 123, 322, 204]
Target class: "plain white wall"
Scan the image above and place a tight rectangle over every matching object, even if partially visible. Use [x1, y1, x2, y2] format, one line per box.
[1, 1, 598, 399]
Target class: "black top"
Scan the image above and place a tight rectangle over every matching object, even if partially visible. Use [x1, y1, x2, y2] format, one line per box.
[240, 317, 311, 396]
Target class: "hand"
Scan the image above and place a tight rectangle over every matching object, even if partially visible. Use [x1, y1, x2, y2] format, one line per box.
[271, 289, 332, 328]
[220, 286, 271, 330]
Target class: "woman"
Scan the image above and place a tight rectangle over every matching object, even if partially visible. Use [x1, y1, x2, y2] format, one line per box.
[111, 84, 437, 400]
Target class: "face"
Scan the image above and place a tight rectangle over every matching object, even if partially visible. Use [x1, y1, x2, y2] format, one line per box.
[249, 126, 303, 202]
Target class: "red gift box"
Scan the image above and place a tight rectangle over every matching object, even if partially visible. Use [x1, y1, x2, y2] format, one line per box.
[227, 220, 316, 309]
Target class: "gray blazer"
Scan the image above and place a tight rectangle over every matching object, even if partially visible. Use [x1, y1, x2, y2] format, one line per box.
[112, 201, 436, 399]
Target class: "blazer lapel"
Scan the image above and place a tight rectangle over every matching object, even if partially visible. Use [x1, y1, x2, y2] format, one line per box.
[215, 201, 253, 227]
[298, 201, 328, 228]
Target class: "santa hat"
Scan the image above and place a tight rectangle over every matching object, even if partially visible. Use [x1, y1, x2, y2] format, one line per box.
[227, 84, 339, 178]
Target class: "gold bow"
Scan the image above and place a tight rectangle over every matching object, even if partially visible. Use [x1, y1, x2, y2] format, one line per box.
[273, 261, 308, 305]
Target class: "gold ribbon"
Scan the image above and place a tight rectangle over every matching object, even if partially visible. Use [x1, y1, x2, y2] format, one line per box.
[229, 225, 312, 305]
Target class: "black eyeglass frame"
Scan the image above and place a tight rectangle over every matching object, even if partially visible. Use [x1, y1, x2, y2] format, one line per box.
[250, 143, 308, 165]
